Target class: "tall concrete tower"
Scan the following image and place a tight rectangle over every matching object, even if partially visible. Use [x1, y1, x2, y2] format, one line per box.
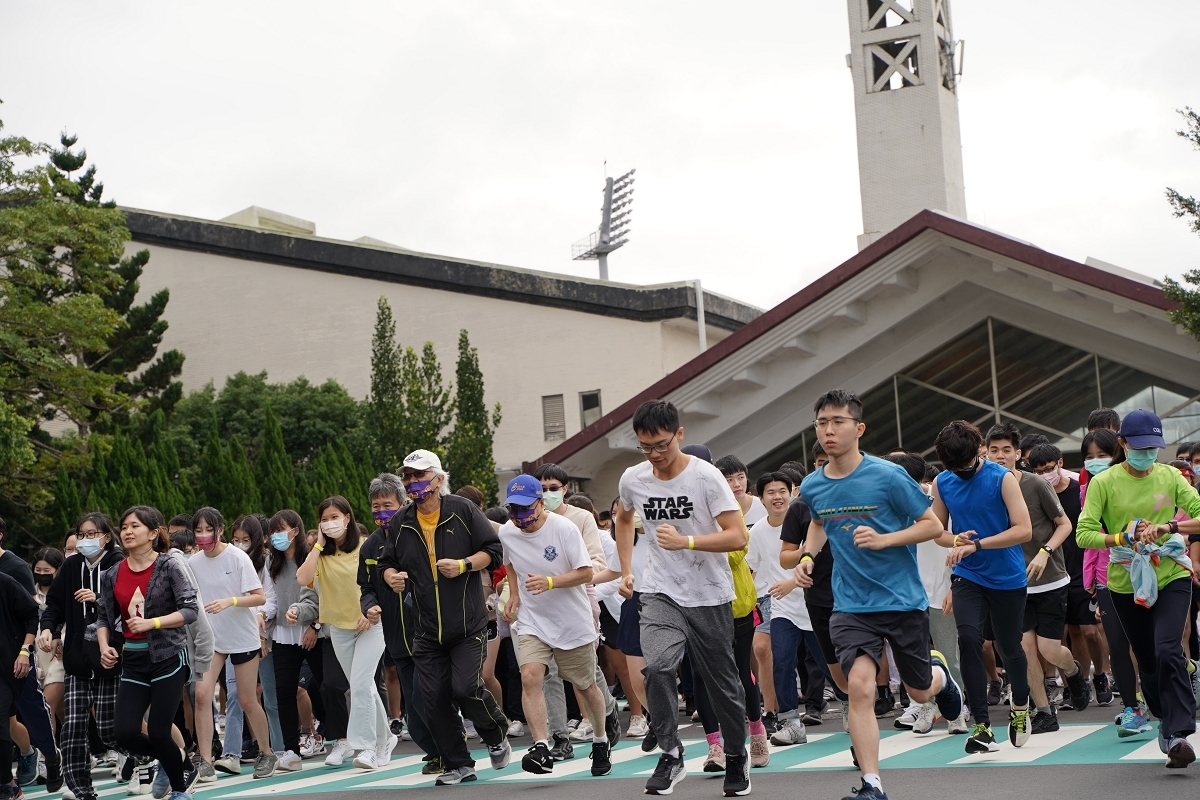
[848, 0, 966, 250]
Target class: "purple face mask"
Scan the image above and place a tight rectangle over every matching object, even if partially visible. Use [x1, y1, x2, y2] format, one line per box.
[373, 508, 399, 528]
[510, 506, 540, 529]
[406, 479, 435, 501]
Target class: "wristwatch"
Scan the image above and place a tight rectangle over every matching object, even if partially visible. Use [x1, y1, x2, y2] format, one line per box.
[1041, 545, 1053, 555]
[310, 622, 323, 631]
[1168, 520, 1180, 535]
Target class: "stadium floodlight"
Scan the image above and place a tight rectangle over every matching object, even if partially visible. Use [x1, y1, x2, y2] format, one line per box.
[571, 168, 635, 280]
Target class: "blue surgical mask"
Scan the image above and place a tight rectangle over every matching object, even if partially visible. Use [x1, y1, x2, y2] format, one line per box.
[1084, 457, 1112, 475]
[1125, 447, 1159, 471]
[270, 532, 293, 551]
[76, 538, 103, 559]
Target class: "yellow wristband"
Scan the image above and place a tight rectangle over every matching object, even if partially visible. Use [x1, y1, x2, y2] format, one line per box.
[459, 559, 467, 575]
[546, 576, 554, 590]
[154, 617, 161, 630]
[799, 554, 814, 564]
[313, 543, 324, 552]
[231, 597, 238, 607]
[687, 536, 695, 550]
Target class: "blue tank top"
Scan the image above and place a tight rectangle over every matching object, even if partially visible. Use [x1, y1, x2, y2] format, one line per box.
[937, 459, 1027, 591]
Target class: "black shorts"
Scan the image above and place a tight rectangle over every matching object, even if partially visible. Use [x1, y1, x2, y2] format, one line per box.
[617, 591, 643, 657]
[1064, 585, 1097, 627]
[733, 609, 755, 640]
[1022, 586, 1068, 640]
[599, 605, 620, 649]
[829, 610, 933, 691]
[298, 662, 314, 690]
[486, 619, 498, 642]
[806, 602, 838, 666]
[224, 649, 260, 667]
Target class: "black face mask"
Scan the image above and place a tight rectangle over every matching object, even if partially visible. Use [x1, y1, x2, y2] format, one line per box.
[34, 573, 53, 587]
[952, 459, 981, 481]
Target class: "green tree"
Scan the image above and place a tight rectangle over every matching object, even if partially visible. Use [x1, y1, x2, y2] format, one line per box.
[225, 437, 261, 520]
[1165, 106, 1200, 342]
[50, 466, 82, 536]
[402, 342, 453, 457]
[257, 404, 298, 515]
[368, 297, 408, 470]
[444, 330, 502, 505]
[197, 418, 231, 512]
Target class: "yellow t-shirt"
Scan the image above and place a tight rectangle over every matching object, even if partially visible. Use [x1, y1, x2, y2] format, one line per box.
[314, 543, 363, 629]
[418, 509, 440, 576]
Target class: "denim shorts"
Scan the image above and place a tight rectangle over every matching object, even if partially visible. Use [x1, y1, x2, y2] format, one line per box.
[754, 595, 772, 634]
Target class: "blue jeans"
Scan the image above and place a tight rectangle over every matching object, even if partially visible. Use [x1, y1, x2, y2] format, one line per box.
[223, 653, 284, 756]
[770, 617, 834, 717]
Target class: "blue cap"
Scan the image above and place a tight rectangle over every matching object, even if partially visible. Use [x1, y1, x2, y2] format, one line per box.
[505, 474, 543, 506]
[1118, 408, 1166, 449]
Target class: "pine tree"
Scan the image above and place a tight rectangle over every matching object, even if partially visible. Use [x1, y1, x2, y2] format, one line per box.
[106, 431, 143, 515]
[403, 342, 453, 458]
[85, 440, 112, 517]
[257, 404, 298, 515]
[50, 467, 82, 536]
[368, 297, 408, 470]
[445, 330, 503, 505]
[226, 437, 261, 519]
[197, 418, 230, 512]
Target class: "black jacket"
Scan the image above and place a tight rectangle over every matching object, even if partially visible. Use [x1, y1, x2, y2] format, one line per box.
[359, 528, 417, 659]
[40, 550, 125, 679]
[0, 573, 40, 689]
[379, 495, 503, 646]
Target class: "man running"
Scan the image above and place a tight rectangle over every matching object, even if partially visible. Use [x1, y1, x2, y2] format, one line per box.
[795, 390, 962, 800]
[615, 400, 751, 797]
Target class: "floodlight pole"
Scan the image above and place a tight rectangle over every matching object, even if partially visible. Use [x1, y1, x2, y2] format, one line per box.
[598, 177, 614, 281]
[571, 168, 633, 280]
[693, 279, 707, 353]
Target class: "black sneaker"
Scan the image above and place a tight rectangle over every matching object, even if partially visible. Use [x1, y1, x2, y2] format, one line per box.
[986, 680, 1003, 706]
[521, 743, 554, 775]
[549, 735, 574, 761]
[645, 751, 686, 795]
[1094, 673, 1114, 706]
[389, 718, 404, 737]
[605, 711, 622, 749]
[965, 723, 1000, 754]
[1065, 661, 1091, 711]
[590, 741, 611, 776]
[761, 712, 780, 734]
[421, 757, 444, 775]
[841, 778, 887, 800]
[182, 762, 199, 794]
[44, 752, 63, 793]
[722, 752, 750, 797]
[873, 691, 895, 718]
[641, 722, 659, 753]
[1031, 710, 1059, 734]
[801, 709, 824, 726]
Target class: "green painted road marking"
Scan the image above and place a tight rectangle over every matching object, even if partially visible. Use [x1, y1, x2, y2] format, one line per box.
[60, 725, 1195, 797]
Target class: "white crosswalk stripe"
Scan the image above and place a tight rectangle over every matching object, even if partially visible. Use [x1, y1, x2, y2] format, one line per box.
[1119, 732, 1199, 761]
[789, 732, 935, 769]
[949, 725, 1104, 764]
[494, 740, 667, 781]
[219, 755, 427, 797]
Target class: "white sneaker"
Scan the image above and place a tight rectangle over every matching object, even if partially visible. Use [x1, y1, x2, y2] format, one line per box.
[300, 734, 327, 758]
[352, 749, 378, 770]
[894, 702, 920, 729]
[277, 750, 303, 772]
[213, 755, 241, 776]
[947, 711, 970, 735]
[910, 701, 940, 734]
[325, 740, 353, 767]
[62, 791, 77, 800]
[506, 719, 525, 738]
[769, 718, 808, 746]
[627, 715, 650, 738]
[375, 733, 398, 765]
[464, 719, 478, 740]
[570, 719, 595, 742]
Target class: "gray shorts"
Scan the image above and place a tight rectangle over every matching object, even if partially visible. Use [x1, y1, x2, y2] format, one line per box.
[829, 609, 932, 691]
[755, 595, 772, 634]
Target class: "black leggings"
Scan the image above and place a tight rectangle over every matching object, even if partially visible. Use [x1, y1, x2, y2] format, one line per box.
[1095, 587, 1138, 709]
[695, 613, 759, 735]
[952, 576, 1029, 725]
[0, 678, 22, 784]
[114, 648, 189, 792]
[273, 640, 337, 753]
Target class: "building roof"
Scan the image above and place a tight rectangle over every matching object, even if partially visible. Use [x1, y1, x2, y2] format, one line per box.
[524, 209, 1178, 472]
[122, 208, 761, 331]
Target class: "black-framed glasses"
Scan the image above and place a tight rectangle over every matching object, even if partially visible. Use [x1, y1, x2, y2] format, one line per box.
[505, 502, 538, 514]
[76, 529, 106, 539]
[813, 416, 861, 430]
[635, 441, 673, 454]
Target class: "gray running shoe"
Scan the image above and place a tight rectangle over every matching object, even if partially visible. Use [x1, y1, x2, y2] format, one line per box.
[253, 752, 278, 779]
[435, 766, 477, 786]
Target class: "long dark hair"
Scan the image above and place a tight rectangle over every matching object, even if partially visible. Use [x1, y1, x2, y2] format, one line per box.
[190, 507, 225, 540]
[1083, 428, 1122, 466]
[267, 509, 309, 579]
[75, 511, 117, 552]
[120, 506, 169, 553]
[316, 496, 361, 556]
[231, 514, 266, 574]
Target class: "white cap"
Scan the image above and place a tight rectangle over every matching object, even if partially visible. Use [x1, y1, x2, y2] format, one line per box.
[402, 449, 442, 472]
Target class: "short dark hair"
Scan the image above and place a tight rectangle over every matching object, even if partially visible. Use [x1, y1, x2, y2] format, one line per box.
[1080, 428, 1119, 462]
[713, 455, 747, 478]
[76, 512, 117, 552]
[632, 400, 680, 437]
[883, 452, 927, 483]
[755, 471, 794, 496]
[1190, 441, 1200, 460]
[780, 460, 807, 478]
[121, 506, 169, 552]
[779, 466, 805, 487]
[1175, 442, 1193, 459]
[33, 547, 64, 571]
[813, 389, 862, 420]
[1087, 407, 1120, 432]
[1019, 433, 1049, 454]
[923, 463, 940, 482]
[169, 527, 195, 552]
[811, 441, 826, 459]
[454, 485, 486, 510]
[533, 463, 570, 485]
[168, 513, 193, 530]
[1027, 443, 1063, 469]
[190, 507, 225, 538]
[566, 494, 595, 514]
[484, 506, 509, 524]
[934, 420, 984, 471]
[984, 422, 1021, 448]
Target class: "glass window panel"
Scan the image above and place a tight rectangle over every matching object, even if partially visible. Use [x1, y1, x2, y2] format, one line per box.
[898, 378, 989, 459]
[1001, 361, 1097, 446]
[860, 380, 899, 457]
[901, 321, 994, 405]
[1097, 358, 1200, 445]
[991, 320, 1090, 406]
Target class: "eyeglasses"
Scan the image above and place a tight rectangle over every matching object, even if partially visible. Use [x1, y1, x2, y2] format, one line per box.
[401, 470, 430, 481]
[813, 416, 861, 430]
[76, 529, 106, 539]
[505, 502, 537, 514]
[541, 484, 565, 493]
[635, 441, 673, 454]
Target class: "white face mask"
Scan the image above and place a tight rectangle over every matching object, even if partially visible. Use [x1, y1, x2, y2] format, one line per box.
[320, 520, 346, 539]
[234, 542, 250, 552]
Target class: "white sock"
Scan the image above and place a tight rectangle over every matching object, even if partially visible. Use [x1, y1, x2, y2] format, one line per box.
[536, 739, 550, 748]
[863, 773, 882, 790]
[666, 746, 680, 758]
[593, 735, 606, 743]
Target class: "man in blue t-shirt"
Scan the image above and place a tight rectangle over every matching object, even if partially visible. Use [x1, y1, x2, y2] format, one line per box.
[796, 390, 962, 800]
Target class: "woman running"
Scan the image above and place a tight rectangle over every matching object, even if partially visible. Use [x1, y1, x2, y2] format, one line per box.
[32, 547, 66, 726]
[96, 506, 199, 800]
[1077, 409, 1200, 768]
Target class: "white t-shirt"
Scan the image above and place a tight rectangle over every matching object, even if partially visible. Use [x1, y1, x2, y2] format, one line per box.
[916, 539, 951, 610]
[745, 517, 810, 629]
[742, 495, 767, 528]
[594, 533, 624, 619]
[618, 455, 740, 608]
[189, 545, 263, 654]
[500, 513, 596, 651]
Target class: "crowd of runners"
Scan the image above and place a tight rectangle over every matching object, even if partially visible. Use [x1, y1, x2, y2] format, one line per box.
[3, 391, 1199, 800]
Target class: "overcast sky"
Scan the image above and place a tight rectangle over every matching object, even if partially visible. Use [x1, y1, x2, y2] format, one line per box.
[4, 1, 1199, 309]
